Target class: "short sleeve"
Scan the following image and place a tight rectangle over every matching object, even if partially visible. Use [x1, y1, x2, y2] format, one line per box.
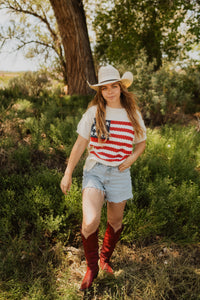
[134, 110, 147, 144]
[76, 106, 96, 140]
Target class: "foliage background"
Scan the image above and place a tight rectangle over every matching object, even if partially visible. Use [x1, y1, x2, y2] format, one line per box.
[0, 0, 200, 298]
[0, 65, 200, 298]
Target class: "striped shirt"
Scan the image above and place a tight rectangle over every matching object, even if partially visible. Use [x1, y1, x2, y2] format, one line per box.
[77, 105, 146, 170]
[90, 119, 134, 162]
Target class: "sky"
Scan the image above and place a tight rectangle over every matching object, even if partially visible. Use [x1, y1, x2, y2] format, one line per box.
[0, 9, 39, 72]
[0, 51, 39, 72]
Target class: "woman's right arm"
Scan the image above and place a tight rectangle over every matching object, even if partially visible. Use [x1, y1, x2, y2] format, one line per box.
[60, 135, 89, 195]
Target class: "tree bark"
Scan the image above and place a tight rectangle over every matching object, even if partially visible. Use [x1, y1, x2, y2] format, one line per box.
[49, 0, 96, 95]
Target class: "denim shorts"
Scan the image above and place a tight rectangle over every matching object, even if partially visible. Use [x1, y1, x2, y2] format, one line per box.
[82, 163, 133, 203]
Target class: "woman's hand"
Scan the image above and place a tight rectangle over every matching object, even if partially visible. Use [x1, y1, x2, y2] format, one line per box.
[118, 140, 146, 172]
[60, 174, 72, 195]
[60, 135, 89, 195]
[118, 155, 135, 172]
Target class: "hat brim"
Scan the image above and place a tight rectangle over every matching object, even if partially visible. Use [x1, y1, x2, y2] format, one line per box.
[88, 72, 133, 91]
[87, 79, 119, 91]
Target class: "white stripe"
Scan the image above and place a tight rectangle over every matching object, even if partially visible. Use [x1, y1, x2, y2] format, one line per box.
[90, 141, 132, 151]
[94, 149, 132, 157]
[110, 126, 134, 134]
[93, 148, 131, 156]
[110, 123, 133, 130]
[109, 131, 134, 140]
[91, 152, 127, 161]
[90, 146, 132, 156]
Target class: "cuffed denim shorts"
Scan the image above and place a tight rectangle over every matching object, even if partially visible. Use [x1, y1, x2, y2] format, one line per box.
[82, 163, 133, 203]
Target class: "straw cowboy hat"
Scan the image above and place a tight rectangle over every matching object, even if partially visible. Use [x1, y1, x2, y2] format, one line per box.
[88, 65, 133, 91]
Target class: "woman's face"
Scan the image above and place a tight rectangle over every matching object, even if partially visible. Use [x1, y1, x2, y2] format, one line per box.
[101, 82, 122, 108]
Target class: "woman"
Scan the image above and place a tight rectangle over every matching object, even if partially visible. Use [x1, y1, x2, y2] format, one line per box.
[60, 65, 146, 291]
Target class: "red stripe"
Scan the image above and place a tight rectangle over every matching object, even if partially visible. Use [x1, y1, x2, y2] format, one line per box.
[90, 151, 129, 161]
[111, 120, 132, 126]
[90, 137, 132, 148]
[110, 127, 134, 134]
[106, 139, 132, 148]
[91, 151, 125, 159]
[92, 145, 132, 155]
[110, 133, 133, 141]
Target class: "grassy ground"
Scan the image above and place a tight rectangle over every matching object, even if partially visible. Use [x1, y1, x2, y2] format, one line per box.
[0, 235, 200, 299]
[60, 238, 200, 300]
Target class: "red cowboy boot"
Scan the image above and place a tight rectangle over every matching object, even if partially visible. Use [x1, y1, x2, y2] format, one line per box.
[80, 229, 99, 291]
[100, 223, 123, 275]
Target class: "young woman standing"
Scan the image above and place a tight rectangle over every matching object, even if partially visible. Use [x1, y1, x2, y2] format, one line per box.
[60, 65, 146, 290]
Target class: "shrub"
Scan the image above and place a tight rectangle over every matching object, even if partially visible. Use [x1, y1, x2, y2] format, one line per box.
[130, 54, 200, 125]
[123, 125, 200, 244]
[0, 167, 82, 249]
[7, 71, 51, 97]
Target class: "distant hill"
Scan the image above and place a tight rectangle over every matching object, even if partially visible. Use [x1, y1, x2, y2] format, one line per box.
[0, 71, 24, 77]
[0, 71, 23, 88]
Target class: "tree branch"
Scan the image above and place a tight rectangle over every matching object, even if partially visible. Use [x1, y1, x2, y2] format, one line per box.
[2, 1, 58, 41]
[14, 37, 56, 53]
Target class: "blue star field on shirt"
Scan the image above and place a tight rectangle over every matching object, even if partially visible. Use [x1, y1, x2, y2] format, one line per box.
[91, 119, 111, 140]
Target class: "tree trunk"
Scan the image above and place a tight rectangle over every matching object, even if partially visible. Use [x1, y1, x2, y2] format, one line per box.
[49, 0, 96, 95]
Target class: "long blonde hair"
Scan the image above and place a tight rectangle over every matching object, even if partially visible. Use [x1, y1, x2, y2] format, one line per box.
[88, 82, 144, 142]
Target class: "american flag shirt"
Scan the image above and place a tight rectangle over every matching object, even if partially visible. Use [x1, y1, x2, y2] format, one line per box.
[77, 105, 146, 170]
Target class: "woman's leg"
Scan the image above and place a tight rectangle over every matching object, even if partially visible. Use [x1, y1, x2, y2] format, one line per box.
[107, 200, 127, 232]
[82, 188, 105, 238]
[100, 200, 127, 275]
[80, 188, 104, 291]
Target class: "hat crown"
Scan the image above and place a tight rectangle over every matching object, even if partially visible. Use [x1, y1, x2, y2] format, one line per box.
[87, 65, 133, 91]
[98, 65, 120, 84]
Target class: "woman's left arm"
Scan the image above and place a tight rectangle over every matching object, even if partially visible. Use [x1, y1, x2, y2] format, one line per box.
[118, 140, 146, 172]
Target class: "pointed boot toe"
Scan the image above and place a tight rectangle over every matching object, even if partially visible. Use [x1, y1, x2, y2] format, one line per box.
[100, 259, 114, 275]
[80, 266, 99, 291]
